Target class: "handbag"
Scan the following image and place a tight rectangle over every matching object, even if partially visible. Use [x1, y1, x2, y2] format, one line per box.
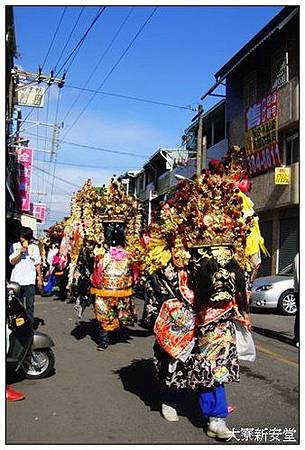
[234, 320, 256, 362]
[154, 298, 196, 360]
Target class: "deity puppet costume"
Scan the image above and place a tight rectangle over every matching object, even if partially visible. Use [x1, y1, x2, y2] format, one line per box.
[58, 179, 142, 348]
[141, 146, 267, 433]
[88, 179, 142, 349]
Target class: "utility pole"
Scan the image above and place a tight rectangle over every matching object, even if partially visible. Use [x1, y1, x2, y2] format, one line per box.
[196, 105, 204, 177]
[201, 133, 207, 171]
[50, 123, 62, 161]
[11, 67, 65, 88]
[10, 67, 65, 110]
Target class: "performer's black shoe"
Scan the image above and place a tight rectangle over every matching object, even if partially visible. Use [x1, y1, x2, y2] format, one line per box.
[97, 342, 108, 351]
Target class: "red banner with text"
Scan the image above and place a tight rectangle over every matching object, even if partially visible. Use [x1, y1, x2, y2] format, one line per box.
[245, 91, 281, 176]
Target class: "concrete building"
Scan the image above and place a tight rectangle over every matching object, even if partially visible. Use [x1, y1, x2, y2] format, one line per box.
[6, 6, 18, 218]
[119, 100, 228, 223]
[201, 6, 299, 275]
[184, 99, 228, 170]
[6, 7, 38, 278]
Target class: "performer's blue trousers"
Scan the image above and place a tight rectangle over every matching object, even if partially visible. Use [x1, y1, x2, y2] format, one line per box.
[199, 385, 228, 419]
[164, 385, 228, 419]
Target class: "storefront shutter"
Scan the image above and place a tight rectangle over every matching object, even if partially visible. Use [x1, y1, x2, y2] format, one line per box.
[279, 217, 298, 272]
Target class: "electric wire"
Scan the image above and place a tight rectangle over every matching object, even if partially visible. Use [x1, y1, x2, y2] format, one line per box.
[34, 107, 42, 199]
[63, 7, 158, 140]
[35, 159, 136, 171]
[56, 7, 106, 76]
[48, 89, 63, 220]
[19, 7, 106, 128]
[54, 7, 85, 72]
[43, 88, 51, 199]
[63, 8, 105, 75]
[32, 164, 81, 188]
[63, 7, 134, 123]
[65, 84, 195, 112]
[20, 131, 150, 159]
[44, 176, 75, 196]
[41, 7, 67, 70]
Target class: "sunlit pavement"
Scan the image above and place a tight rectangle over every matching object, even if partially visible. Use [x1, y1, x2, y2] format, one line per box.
[6, 295, 299, 444]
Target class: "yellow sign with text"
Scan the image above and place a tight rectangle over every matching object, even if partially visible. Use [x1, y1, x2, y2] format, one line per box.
[275, 167, 290, 185]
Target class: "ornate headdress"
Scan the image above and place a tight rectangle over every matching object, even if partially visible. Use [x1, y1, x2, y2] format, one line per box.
[66, 178, 142, 256]
[143, 146, 261, 273]
[160, 170, 252, 260]
[46, 218, 67, 244]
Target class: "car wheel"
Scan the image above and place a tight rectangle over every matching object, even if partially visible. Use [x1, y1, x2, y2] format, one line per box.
[278, 290, 297, 315]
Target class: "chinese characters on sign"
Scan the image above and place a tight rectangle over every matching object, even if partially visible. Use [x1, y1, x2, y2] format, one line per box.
[32, 203, 47, 223]
[17, 84, 45, 108]
[275, 167, 290, 185]
[16, 147, 33, 212]
[245, 91, 281, 176]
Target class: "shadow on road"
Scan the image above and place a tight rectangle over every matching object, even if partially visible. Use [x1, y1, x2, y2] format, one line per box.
[114, 358, 203, 428]
[252, 326, 294, 346]
[70, 319, 100, 344]
[33, 317, 45, 330]
[250, 307, 285, 316]
[70, 321, 151, 345]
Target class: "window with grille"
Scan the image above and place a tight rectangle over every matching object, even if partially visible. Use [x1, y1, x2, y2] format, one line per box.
[271, 46, 289, 90]
[243, 71, 257, 108]
[285, 132, 299, 165]
[214, 117, 225, 145]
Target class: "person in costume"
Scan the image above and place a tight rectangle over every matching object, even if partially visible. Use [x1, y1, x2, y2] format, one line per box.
[79, 178, 142, 351]
[142, 146, 267, 440]
[90, 221, 138, 350]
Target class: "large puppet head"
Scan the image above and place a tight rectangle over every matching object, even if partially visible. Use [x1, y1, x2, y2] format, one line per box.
[141, 146, 257, 274]
[67, 178, 143, 256]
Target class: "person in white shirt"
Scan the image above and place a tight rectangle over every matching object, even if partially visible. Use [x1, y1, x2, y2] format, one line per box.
[47, 244, 59, 274]
[9, 227, 43, 325]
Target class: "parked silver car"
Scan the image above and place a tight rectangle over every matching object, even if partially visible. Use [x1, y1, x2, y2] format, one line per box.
[251, 264, 296, 315]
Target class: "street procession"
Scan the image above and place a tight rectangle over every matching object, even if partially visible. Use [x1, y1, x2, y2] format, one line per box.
[5, 4, 299, 446]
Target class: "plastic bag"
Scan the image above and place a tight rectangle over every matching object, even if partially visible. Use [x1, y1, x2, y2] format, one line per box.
[234, 321, 256, 362]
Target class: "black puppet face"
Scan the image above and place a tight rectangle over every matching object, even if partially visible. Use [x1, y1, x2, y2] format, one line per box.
[210, 267, 236, 302]
[189, 244, 238, 305]
[103, 222, 125, 247]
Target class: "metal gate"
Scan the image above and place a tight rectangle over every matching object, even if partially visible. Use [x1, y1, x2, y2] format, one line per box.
[279, 216, 298, 272]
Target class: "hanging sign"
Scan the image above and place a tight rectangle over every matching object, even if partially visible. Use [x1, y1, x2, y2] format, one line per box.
[275, 167, 290, 185]
[32, 203, 47, 223]
[16, 147, 33, 212]
[245, 91, 281, 176]
[17, 84, 45, 108]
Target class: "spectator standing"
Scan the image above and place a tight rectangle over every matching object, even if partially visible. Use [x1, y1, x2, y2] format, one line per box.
[53, 255, 69, 301]
[47, 243, 59, 274]
[9, 227, 43, 324]
[293, 252, 299, 347]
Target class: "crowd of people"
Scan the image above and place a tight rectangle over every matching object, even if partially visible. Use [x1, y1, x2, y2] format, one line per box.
[6, 146, 298, 441]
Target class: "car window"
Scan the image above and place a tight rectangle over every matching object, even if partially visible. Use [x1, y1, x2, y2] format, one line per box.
[278, 264, 293, 276]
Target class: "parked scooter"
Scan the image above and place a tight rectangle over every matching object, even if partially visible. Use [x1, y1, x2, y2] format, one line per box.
[6, 281, 55, 379]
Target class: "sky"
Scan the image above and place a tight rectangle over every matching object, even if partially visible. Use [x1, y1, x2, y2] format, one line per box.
[12, 4, 283, 230]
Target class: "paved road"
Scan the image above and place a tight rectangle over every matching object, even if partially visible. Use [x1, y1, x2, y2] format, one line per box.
[6, 295, 299, 444]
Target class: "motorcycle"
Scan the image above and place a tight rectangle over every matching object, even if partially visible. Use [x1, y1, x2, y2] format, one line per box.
[6, 281, 55, 379]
